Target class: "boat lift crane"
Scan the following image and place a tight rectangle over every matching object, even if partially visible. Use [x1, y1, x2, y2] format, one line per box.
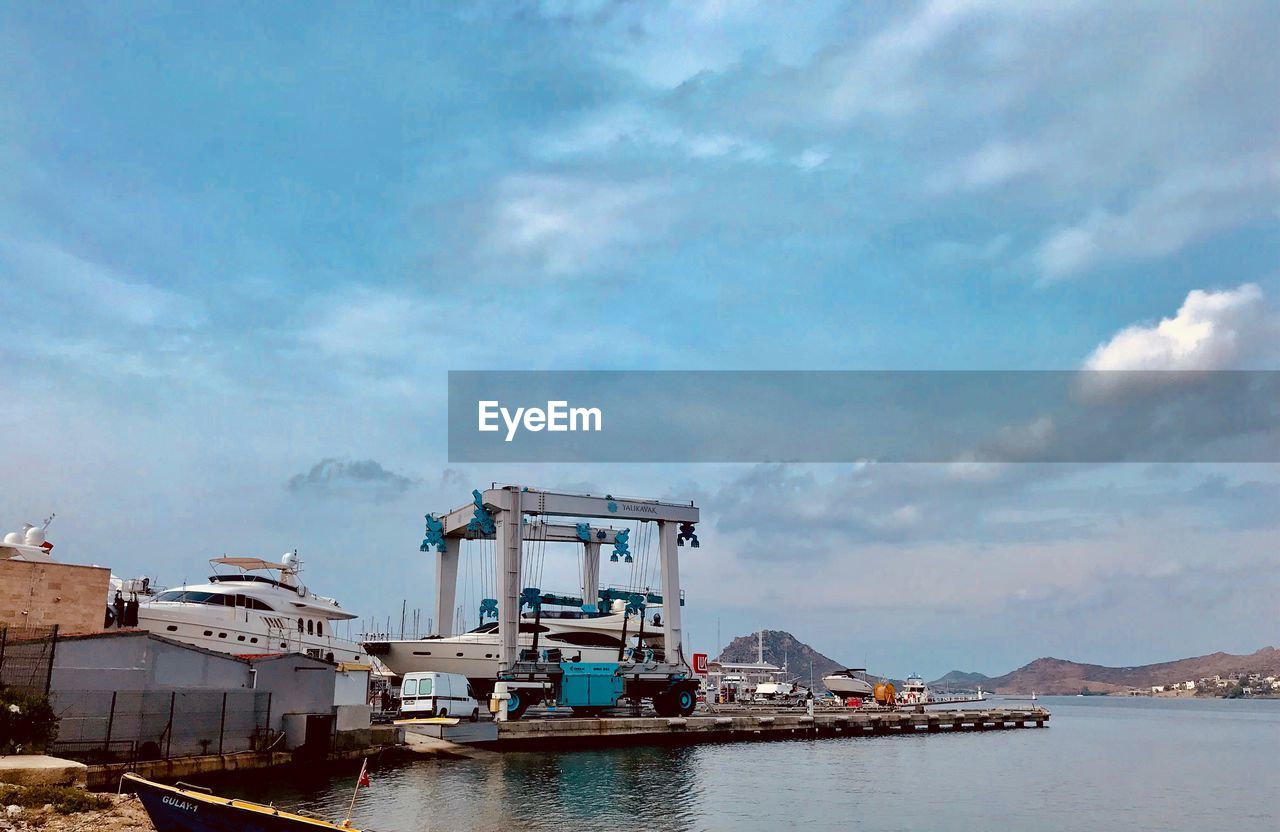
[423, 485, 701, 717]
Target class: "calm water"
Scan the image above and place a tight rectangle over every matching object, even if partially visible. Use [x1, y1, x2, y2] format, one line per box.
[216, 697, 1278, 831]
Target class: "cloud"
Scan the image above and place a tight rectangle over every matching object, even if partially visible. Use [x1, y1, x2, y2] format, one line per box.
[480, 175, 669, 277]
[1036, 158, 1280, 279]
[691, 462, 1099, 558]
[1, 240, 204, 330]
[536, 106, 772, 164]
[286, 458, 419, 501]
[297, 286, 429, 361]
[1083, 284, 1273, 373]
[929, 141, 1051, 192]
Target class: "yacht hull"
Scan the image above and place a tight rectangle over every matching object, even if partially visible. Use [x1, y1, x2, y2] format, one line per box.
[136, 607, 366, 665]
[823, 674, 875, 698]
[365, 610, 663, 691]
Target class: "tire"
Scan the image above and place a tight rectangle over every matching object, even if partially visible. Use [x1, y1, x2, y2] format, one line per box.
[439, 709, 448, 718]
[652, 693, 674, 717]
[674, 686, 697, 717]
[507, 690, 529, 721]
[470, 709, 479, 723]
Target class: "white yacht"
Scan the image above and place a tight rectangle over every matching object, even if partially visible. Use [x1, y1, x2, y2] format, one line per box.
[364, 602, 666, 694]
[131, 554, 367, 665]
[823, 667, 876, 699]
[899, 673, 929, 705]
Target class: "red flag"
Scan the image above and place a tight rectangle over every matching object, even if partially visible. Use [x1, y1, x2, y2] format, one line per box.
[358, 767, 370, 789]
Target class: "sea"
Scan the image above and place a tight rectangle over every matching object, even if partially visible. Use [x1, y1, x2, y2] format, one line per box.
[214, 696, 1278, 831]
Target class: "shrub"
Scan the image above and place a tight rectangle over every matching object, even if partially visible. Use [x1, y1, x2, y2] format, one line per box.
[0, 686, 59, 754]
[0, 784, 113, 814]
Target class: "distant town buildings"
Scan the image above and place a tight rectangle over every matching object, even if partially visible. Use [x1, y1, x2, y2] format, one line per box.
[1148, 674, 1280, 697]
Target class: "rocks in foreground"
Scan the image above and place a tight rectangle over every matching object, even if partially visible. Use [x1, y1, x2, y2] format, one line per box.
[0, 786, 152, 832]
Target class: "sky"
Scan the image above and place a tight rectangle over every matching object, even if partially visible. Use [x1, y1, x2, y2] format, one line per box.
[2, 1, 1278, 680]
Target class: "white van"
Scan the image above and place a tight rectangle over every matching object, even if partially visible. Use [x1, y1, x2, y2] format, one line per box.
[399, 671, 481, 721]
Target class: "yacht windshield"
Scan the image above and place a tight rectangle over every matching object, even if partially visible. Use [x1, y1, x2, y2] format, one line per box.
[151, 591, 274, 611]
[154, 591, 225, 605]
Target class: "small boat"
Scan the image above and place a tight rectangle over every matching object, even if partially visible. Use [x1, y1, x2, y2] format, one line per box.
[124, 772, 361, 831]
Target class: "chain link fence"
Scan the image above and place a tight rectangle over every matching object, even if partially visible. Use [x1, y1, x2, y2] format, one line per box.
[0, 625, 58, 694]
[48, 688, 275, 763]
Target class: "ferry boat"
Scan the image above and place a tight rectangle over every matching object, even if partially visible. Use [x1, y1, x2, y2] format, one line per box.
[130, 553, 367, 665]
[365, 600, 665, 694]
[822, 667, 876, 699]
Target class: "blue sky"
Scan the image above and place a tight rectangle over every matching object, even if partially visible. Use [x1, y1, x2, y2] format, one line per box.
[3, 1, 1278, 679]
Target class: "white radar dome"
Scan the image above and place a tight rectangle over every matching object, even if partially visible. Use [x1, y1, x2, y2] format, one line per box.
[25, 528, 46, 546]
[3, 532, 21, 545]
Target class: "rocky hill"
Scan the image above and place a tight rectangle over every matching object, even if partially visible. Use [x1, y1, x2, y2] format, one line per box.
[929, 670, 991, 691]
[987, 647, 1280, 694]
[715, 630, 851, 693]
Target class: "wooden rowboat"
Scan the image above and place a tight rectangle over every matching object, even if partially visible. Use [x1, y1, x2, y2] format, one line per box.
[123, 772, 362, 832]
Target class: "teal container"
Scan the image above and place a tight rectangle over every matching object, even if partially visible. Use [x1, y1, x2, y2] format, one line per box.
[559, 662, 625, 707]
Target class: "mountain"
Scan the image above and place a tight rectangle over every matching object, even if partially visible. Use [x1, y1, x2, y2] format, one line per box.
[715, 630, 852, 693]
[987, 647, 1280, 694]
[930, 670, 991, 690]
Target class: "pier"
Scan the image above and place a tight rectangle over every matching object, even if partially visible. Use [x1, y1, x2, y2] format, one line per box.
[406, 706, 1050, 751]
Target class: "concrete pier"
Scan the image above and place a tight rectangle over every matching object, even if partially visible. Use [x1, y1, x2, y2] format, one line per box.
[413, 707, 1050, 751]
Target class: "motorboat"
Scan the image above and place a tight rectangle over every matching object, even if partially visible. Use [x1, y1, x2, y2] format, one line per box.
[822, 667, 875, 699]
[128, 553, 367, 665]
[365, 600, 665, 694]
[125, 772, 360, 831]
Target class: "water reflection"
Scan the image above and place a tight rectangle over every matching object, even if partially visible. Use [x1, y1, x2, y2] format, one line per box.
[206, 698, 1280, 832]
[212, 745, 700, 831]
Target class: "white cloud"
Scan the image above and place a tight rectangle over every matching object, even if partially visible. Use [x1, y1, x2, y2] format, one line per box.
[929, 140, 1051, 192]
[1, 240, 204, 329]
[1083, 283, 1272, 372]
[792, 146, 831, 171]
[536, 106, 773, 165]
[482, 175, 667, 277]
[297, 286, 428, 360]
[1036, 156, 1280, 280]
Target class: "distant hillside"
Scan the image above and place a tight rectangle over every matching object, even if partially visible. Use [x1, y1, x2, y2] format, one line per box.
[716, 630, 850, 693]
[988, 647, 1280, 694]
[930, 670, 991, 690]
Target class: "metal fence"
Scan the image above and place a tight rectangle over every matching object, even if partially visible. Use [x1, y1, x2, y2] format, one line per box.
[0, 625, 58, 694]
[48, 689, 275, 763]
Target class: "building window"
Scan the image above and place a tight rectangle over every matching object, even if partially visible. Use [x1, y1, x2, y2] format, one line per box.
[317, 621, 323, 637]
[237, 635, 246, 641]
[307, 620, 314, 635]
[250, 637, 258, 644]
[298, 619, 304, 632]
[204, 630, 213, 636]
[218, 632, 227, 638]
[166, 625, 178, 632]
